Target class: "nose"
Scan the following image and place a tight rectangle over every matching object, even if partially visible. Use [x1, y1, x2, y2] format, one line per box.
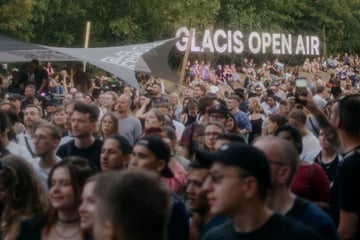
[50, 183, 60, 194]
[186, 183, 194, 196]
[129, 156, 137, 167]
[202, 176, 213, 192]
[101, 151, 108, 160]
[79, 201, 87, 213]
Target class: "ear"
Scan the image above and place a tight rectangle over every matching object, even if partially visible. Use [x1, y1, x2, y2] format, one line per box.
[242, 177, 258, 200]
[91, 122, 97, 132]
[103, 221, 116, 240]
[276, 166, 292, 185]
[155, 159, 166, 174]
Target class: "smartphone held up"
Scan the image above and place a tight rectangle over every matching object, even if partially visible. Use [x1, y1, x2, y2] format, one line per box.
[295, 77, 308, 104]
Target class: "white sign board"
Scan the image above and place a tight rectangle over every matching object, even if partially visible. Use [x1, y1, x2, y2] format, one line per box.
[175, 27, 320, 55]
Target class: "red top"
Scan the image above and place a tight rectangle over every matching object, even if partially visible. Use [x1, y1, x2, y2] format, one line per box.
[291, 163, 330, 203]
[162, 162, 188, 194]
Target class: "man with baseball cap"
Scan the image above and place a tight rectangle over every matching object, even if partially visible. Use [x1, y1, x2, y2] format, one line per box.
[197, 143, 323, 240]
[8, 93, 24, 118]
[207, 104, 229, 126]
[130, 135, 189, 240]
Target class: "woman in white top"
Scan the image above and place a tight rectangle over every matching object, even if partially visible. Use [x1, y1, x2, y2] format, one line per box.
[0, 110, 34, 164]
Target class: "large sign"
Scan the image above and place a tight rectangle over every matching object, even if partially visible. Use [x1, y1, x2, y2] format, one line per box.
[175, 27, 320, 55]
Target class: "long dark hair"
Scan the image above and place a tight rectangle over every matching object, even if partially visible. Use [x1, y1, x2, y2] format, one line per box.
[43, 157, 93, 235]
[0, 155, 48, 239]
[0, 110, 14, 154]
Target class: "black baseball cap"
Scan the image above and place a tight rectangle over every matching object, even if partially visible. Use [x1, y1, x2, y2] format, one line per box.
[135, 136, 173, 178]
[196, 143, 271, 191]
[207, 104, 229, 118]
[8, 93, 24, 101]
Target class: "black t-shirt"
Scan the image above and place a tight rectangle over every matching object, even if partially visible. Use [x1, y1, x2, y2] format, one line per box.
[203, 214, 323, 240]
[56, 138, 103, 171]
[34, 68, 49, 93]
[314, 152, 340, 183]
[330, 148, 360, 238]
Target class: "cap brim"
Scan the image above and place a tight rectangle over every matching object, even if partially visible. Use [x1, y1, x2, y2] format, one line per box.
[161, 166, 174, 178]
[195, 150, 219, 164]
[9, 97, 23, 101]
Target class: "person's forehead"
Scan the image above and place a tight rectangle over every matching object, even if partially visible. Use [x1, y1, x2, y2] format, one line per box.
[34, 127, 51, 136]
[25, 107, 40, 113]
[205, 125, 223, 131]
[103, 115, 114, 121]
[188, 168, 209, 179]
[210, 162, 238, 173]
[72, 111, 90, 118]
[118, 96, 129, 102]
[103, 139, 121, 150]
[52, 166, 70, 179]
[209, 112, 225, 117]
[134, 145, 155, 157]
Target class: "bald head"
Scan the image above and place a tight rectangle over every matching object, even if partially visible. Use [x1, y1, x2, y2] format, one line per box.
[253, 136, 299, 186]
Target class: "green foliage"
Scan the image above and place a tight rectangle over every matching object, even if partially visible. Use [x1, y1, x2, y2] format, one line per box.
[0, 0, 359, 57]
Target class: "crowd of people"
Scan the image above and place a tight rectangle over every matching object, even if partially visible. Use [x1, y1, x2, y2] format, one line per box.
[0, 54, 359, 240]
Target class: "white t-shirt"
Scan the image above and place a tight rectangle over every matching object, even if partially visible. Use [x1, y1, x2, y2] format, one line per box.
[16, 131, 35, 157]
[173, 120, 185, 141]
[301, 131, 321, 160]
[32, 156, 62, 192]
[7, 141, 35, 164]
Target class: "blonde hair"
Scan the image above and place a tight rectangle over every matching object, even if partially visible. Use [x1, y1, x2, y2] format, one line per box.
[249, 97, 264, 113]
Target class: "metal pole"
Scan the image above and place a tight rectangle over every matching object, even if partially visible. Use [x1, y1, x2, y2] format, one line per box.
[179, 28, 194, 89]
[83, 21, 91, 72]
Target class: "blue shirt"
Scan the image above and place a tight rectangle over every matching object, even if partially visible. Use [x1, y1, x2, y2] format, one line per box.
[286, 197, 339, 240]
[233, 110, 252, 132]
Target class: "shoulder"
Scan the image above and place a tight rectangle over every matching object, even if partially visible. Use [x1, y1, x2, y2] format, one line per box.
[93, 138, 103, 146]
[203, 220, 235, 240]
[270, 214, 323, 239]
[57, 139, 75, 153]
[303, 149, 321, 163]
[58, 139, 75, 149]
[338, 153, 360, 177]
[341, 153, 360, 168]
[17, 215, 46, 240]
[290, 198, 338, 239]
